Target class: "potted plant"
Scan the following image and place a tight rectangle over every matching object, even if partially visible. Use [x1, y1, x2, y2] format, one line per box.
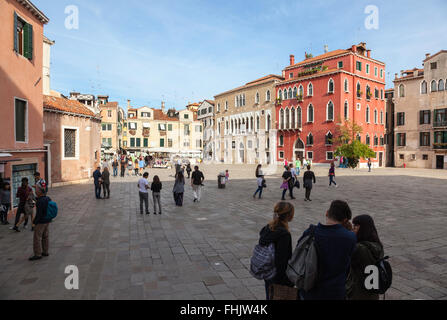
[276, 98, 282, 105]
[297, 94, 303, 102]
[357, 90, 363, 97]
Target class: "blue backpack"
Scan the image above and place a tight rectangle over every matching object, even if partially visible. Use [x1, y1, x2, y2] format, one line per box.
[250, 243, 277, 281]
[45, 201, 58, 221]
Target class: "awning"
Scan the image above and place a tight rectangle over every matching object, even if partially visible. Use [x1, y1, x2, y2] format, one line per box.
[148, 148, 180, 153]
[143, 123, 150, 128]
[0, 153, 13, 158]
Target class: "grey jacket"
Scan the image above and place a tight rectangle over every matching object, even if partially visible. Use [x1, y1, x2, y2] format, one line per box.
[173, 179, 185, 193]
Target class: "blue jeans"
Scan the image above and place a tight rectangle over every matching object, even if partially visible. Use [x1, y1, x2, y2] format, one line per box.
[95, 183, 102, 199]
[329, 175, 337, 186]
[254, 186, 263, 198]
[113, 167, 118, 177]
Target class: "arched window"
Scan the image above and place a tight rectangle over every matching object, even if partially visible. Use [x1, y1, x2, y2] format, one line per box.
[366, 105, 370, 123]
[366, 85, 372, 99]
[293, 87, 298, 98]
[243, 94, 246, 105]
[285, 108, 290, 129]
[344, 101, 349, 120]
[325, 132, 333, 145]
[308, 104, 314, 122]
[438, 79, 445, 91]
[344, 78, 349, 92]
[328, 79, 334, 93]
[431, 80, 437, 92]
[421, 81, 427, 94]
[375, 87, 379, 99]
[308, 83, 313, 96]
[380, 110, 384, 124]
[288, 88, 293, 99]
[255, 92, 260, 104]
[235, 96, 238, 107]
[327, 101, 334, 121]
[291, 108, 295, 129]
[298, 85, 304, 97]
[381, 89, 384, 100]
[307, 133, 314, 145]
[399, 84, 405, 97]
[278, 90, 283, 100]
[267, 114, 271, 131]
[297, 107, 302, 128]
[366, 134, 370, 145]
[256, 115, 260, 131]
[374, 135, 379, 146]
[266, 90, 271, 101]
[280, 109, 285, 129]
[279, 135, 284, 146]
[357, 82, 361, 97]
[356, 134, 361, 142]
[374, 109, 378, 124]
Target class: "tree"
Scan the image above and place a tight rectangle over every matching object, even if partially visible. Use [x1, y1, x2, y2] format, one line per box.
[334, 120, 376, 169]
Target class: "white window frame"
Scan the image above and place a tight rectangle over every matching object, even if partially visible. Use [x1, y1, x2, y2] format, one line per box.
[326, 101, 334, 121]
[366, 64, 370, 75]
[344, 100, 349, 120]
[344, 78, 349, 93]
[307, 151, 313, 160]
[326, 151, 334, 161]
[420, 81, 428, 94]
[357, 103, 361, 111]
[62, 125, 80, 160]
[328, 78, 335, 93]
[14, 97, 28, 143]
[307, 82, 313, 96]
[374, 67, 378, 77]
[307, 104, 314, 123]
[366, 105, 370, 123]
[266, 90, 271, 102]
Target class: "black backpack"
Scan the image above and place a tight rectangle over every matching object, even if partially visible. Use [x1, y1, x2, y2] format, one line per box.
[365, 256, 393, 295]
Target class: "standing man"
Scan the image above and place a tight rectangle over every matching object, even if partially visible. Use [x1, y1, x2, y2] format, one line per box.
[367, 158, 372, 172]
[93, 167, 102, 199]
[295, 158, 301, 176]
[281, 165, 295, 200]
[102, 167, 111, 199]
[303, 165, 316, 201]
[138, 172, 150, 215]
[120, 155, 126, 178]
[29, 187, 52, 261]
[112, 158, 119, 177]
[191, 166, 205, 203]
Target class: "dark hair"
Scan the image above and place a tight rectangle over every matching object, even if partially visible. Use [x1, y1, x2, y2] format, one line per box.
[269, 202, 295, 232]
[153, 175, 160, 184]
[194, 166, 199, 170]
[327, 200, 352, 223]
[176, 172, 185, 183]
[143, 172, 149, 178]
[256, 165, 262, 177]
[21, 177, 29, 184]
[307, 165, 311, 170]
[34, 172, 41, 177]
[353, 215, 382, 247]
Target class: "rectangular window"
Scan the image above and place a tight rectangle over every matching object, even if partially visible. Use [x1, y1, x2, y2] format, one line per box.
[196, 140, 202, 148]
[129, 123, 137, 130]
[108, 110, 112, 117]
[397, 112, 405, 126]
[64, 129, 77, 158]
[184, 114, 189, 119]
[168, 139, 173, 148]
[160, 139, 165, 147]
[431, 62, 437, 70]
[420, 132, 430, 146]
[123, 141, 127, 147]
[366, 64, 370, 74]
[102, 124, 107, 131]
[356, 61, 362, 71]
[130, 138, 135, 147]
[374, 67, 378, 77]
[326, 152, 334, 161]
[399, 154, 404, 160]
[107, 124, 112, 131]
[141, 112, 151, 118]
[158, 124, 166, 131]
[168, 124, 173, 131]
[420, 110, 431, 125]
[380, 69, 384, 78]
[15, 98, 27, 142]
[307, 152, 313, 160]
[136, 138, 141, 147]
[397, 133, 406, 146]
[423, 155, 429, 160]
[338, 61, 343, 69]
[14, 13, 33, 60]
[144, 138, 148, 147]
[195, 125, 201, 133]
[184, 125, 190, 136]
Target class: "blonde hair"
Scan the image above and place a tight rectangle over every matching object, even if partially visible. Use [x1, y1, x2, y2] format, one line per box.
[269, 202, 295, 232]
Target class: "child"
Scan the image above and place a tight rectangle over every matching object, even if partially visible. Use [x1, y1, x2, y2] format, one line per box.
[225, 170, 229, 184]
[253, 175, 265, 199]
[151, 175, 162, 215]
[0, 182, 11, 225]
[329, 162, 337, 187]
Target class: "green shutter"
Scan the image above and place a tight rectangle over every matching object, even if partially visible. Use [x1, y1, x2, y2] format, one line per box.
[13, 12, 18, 52]
[23, 22, 33, 60]
[160, 139, 165, 147]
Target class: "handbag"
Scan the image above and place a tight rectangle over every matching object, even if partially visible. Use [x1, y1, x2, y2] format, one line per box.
[294, 180, 300, 189]
[280, 181, 289, 190]
[269, 284, 299, 300]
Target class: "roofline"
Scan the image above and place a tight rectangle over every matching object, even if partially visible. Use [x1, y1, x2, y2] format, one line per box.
[423, 50, 447, 62]
[43, 107, 101, 120]
[16, 0, 49, 24]
[214, 76, 284, 98]
[393, 75, 424, 83]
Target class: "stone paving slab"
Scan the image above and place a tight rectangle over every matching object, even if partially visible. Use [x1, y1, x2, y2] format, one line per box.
[0, 165, 446, 300]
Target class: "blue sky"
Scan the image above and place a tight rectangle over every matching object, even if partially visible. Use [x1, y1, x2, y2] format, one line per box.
[35, 0, 447, 111]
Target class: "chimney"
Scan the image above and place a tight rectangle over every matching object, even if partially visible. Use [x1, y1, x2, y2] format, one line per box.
[161, 101, 166, 113]
[324, 45, 328, 53]
[395, 73, 398, 80]
[290, 55, 295, 66]
[127, 99, 131, 108]
[425, 53, 431, 59]
[351, 45, 357, 53]
[367, 50, 371, 58]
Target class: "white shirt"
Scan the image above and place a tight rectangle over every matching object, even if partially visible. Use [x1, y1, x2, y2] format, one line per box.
[290, 168, 297, 177]
[138, 178, 149, 193]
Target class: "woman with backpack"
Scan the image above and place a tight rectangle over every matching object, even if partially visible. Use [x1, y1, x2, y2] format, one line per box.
[258, 202, 295, 300]
[346, 215, 384, 300]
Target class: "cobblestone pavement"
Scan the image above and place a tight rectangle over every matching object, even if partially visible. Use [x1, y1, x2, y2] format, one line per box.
[0, 165, 447, 300]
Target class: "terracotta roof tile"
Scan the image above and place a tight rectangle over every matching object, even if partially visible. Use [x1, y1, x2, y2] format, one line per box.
[285, 50, 349, 69]
[153, 109, 179, 121]
[43, 95, 96, 117]
[279, 68, 341, 85]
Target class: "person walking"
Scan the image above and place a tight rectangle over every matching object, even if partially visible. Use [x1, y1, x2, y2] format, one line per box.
[93, 167, 102, 199]
[29, 186, 53, 261]
[302, 158, 308, 170]
[281, 166, 295, 200]
[0, 182, 11, 225]
[139, 157, 145, 176]
[329, 163, 337, 187]
[290, 164, 298, 190]
[120, 156, 126, 177]
[186, 163, 192, 179]
[191, 166, 205, 203]
[102, 167, 111, 199]
[112, 158, 119, 177]
[134, 159, 139, 176]
[127, 158, 133, 176]
[346, 215, 384, 300]
[151, 175, 162, 215]
[138, 172, 151, 215]
[303, 165, 316, 201]
[295, 158, 302, 173]
[258, 202, 295, 300]
[12, 178, 34, 232]
[368, 158, 372, 172]
[173, 171, 185, 206]
[298, 200, 357, 300]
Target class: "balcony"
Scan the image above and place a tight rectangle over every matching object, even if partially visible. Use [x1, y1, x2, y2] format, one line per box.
[433, 143, 447, 150]
[433, 120, 447, 128]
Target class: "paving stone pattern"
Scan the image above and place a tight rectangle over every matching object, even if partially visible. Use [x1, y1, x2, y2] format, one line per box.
[0, 165, 446, 300]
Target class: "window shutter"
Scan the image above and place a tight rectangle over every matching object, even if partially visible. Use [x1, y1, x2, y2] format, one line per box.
[24, 22, 33, 60]
[420, 111, 424, 125]
[14, 12, 18, 53]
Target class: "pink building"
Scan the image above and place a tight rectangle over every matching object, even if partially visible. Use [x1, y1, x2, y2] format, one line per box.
[0, 0, 49, 205]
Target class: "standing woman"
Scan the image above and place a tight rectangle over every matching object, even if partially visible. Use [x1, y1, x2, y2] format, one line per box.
[173, 171, 185, 207]
[329, 163, 337, 187]
[281, 166, 295, 200]
[258, 202, 295, 300]
[303, 165, 316, 201]
[346, 215, 384, 300]
[151, 175, 162, 215]
[102, 167, 111, 199]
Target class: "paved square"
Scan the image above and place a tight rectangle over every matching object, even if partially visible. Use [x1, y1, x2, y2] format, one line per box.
[1, 165, 447, 300]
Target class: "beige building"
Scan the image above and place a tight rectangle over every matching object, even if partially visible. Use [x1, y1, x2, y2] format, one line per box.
[125, 102, 203, 157]
[214, 75, 283, 164]
[99, 96, 124, 157]
[393, 50, 447, 169]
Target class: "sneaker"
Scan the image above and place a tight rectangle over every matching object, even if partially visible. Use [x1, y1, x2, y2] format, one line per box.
[23, 225, 28, 230]
[153, 212, 157, 215]
[28, 256, 42, 261]
[42, 253, 49, 257]
[193, 199, 197, 203]
[13, 226, 20, 232]
[146, 212, 150, 215]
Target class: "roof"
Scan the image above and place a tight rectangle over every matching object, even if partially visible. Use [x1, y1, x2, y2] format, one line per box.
[204, 100, 215, 105]
[100, 102, 119, 109]
[279, 68, 341, 86]
[215, 74, 284, 98]
[423, 50, 447, 62]
[43, 95, 97, 117]
[153, 109, 178, 121]
[16, 0, 49, 24]
[285, 50, 349, 70]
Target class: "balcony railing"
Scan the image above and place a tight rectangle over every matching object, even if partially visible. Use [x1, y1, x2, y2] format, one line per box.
[433, 143, 447, 149]
[433, 120, 447, 127]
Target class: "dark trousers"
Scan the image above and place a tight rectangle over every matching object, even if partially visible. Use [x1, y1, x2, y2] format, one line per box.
[120, 166, 125, 177]
[329, 176, 337, 186]
[281, 184, 294, 199]
[95, 183, 102, 199]
[103, 183, 110, 198]
[174, 192, 184, 206]
[254, 186, 263, 198]
[33, 223, 49, 257]
[305, 188, 312, 200]
[139, 192, 149, 214]
[265, 280, 274, 300]
[1, 203, 11, 223]
[14, 203, 26, 226]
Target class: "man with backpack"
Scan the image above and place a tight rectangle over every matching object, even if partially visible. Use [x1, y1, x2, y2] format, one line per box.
[29, 186, 55, 261]
[296, 200, 357, 300]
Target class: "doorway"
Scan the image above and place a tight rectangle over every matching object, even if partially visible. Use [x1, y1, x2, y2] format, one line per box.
[294, 139, 305, 162]
[239, 143, 245, 163]
[379, 152, 383, 167]
[436, 155, 444, 169]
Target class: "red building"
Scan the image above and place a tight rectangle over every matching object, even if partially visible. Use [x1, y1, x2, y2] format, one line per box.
[275, 43, 386, 168]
